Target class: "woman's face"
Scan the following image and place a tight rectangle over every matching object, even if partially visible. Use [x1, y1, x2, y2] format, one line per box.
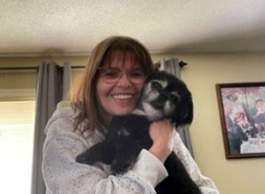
[96, 50, 146, 116]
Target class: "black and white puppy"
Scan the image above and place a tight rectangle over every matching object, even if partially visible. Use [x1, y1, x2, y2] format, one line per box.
[76, 71, 201, 194]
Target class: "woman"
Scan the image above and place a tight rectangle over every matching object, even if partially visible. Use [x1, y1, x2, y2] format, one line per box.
[42, 36, 219, 194]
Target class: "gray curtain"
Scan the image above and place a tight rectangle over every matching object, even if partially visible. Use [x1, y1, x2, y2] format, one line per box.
[31, 62, 72, 194]
[158, 58, 194, 156]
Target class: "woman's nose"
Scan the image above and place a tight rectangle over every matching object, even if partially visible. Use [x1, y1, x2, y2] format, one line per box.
[116, 73, 132, 87]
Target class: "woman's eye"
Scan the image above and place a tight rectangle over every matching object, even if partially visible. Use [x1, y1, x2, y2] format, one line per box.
[130, 71, 145, 78]
[102, 69, 120, 79]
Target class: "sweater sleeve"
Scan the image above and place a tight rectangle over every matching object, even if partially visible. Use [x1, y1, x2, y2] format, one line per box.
[173, 131, 220, 194]
[42, 107, 168, 194]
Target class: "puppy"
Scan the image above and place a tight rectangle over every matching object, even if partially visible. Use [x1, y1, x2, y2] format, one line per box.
[76, 71, 201, 194]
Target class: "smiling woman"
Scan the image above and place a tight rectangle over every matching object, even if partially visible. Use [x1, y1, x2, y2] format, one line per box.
[41, 36, 219, 194]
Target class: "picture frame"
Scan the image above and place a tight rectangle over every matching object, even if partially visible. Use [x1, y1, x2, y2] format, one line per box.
[216, 82, 265, 159]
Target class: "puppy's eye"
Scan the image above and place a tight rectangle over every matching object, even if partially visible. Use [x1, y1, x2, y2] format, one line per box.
[151, 81, 162, 90]
[170, 92, 180, 101]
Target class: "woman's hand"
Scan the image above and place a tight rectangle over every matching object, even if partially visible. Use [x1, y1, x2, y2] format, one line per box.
[148, 120, 174, 163]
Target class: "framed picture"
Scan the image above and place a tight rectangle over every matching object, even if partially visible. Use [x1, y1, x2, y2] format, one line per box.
[216, 82, 265, 159]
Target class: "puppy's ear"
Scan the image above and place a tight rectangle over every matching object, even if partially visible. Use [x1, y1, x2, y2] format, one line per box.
[172, 92, 193, 126]
[153, 62, 161, 71]
[182, 93, 193, 124]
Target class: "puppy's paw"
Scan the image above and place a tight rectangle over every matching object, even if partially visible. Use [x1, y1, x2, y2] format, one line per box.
[76, 152, 95, 164]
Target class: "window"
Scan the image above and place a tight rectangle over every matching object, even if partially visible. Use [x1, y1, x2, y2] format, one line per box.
[0, 101, 35, 194]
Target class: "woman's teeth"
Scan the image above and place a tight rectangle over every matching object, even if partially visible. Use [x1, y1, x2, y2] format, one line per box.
[112, 94, 133, 99]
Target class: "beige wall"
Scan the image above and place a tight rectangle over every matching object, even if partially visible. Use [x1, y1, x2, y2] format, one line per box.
[1, 52, 265, 194]
[172, 53, 265, 194]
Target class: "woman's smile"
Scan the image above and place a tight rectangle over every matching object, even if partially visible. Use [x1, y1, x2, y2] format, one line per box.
[111, 93, 134, 100]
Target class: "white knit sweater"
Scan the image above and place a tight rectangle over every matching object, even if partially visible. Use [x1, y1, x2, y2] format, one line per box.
[42, 103, 219, 194]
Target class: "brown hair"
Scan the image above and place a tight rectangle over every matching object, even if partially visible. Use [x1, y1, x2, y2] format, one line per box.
[71, 36, 154, 134]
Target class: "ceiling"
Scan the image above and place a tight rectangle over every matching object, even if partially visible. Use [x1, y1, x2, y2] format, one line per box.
[1, 0, 265, 56]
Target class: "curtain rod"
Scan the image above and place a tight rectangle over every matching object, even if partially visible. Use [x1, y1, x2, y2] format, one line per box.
[0, 65, 85, 71]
